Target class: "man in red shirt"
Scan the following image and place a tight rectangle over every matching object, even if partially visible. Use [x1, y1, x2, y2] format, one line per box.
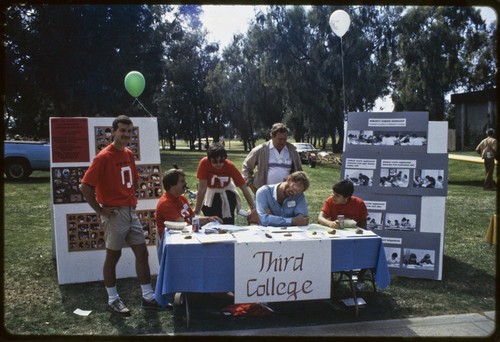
[317, 179, 369, 290]
[155, 168, 220, 240]
[80, 115, 160, 316]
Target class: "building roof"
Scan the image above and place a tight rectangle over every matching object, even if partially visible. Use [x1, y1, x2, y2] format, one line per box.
[450, 88, 497, 104]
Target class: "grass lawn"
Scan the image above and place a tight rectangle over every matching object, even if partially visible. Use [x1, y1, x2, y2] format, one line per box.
[2, 149, 496, 336]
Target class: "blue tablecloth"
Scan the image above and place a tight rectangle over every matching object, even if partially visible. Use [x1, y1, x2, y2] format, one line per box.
[154, 231, 390, 307]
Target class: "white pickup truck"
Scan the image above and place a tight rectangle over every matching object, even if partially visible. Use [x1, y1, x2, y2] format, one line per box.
[3, 140, 50, 180]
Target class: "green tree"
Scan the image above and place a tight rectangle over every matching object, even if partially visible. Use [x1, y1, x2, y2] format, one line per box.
[4, 4, 169, 138]
[391, 6, 491, 120]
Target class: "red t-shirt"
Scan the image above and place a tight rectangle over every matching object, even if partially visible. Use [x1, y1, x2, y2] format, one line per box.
[155, 192, 193, 238]
[196, 157, 245, 188]
[321, 195, 368, 224]
[81, 144, 139, 207]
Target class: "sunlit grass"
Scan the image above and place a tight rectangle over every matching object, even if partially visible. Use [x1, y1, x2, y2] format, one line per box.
[2, 152, 496, 335]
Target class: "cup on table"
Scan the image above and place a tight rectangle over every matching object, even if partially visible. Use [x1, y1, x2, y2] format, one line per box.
[338, 215, 345, 229]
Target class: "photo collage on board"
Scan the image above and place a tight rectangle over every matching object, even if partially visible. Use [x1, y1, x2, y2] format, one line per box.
[95, 126, 141, 160]
[52, 167, 88, 204]
[67, 209, 157, 252]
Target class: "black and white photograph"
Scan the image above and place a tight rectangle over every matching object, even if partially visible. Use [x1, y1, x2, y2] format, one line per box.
[384, 213, 417, 231]
[385, 247, 402, 268]
[344, 169, 374, 186]
[366, 212, 384, 230]
[402, 248, 436, 271]
[379, 168, 411, 188]
[413, 169, 445, 189]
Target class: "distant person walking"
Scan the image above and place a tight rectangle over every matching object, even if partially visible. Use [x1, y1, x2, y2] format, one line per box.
[475, 128, 497, 190]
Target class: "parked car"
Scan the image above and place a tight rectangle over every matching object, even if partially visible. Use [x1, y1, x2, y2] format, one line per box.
[4, 140, 50, 180]
[292, 143, 321, 168]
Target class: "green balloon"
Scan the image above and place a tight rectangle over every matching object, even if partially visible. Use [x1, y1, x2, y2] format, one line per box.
[124, 71, 145, 97]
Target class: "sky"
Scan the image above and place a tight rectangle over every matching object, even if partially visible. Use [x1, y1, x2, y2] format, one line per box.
[201, 5, 497, 49]
[200, 5, 497, 111]
[200, 5, 266, 47]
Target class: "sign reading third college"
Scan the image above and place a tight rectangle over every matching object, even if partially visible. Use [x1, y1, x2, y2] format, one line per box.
[234, 240, 331, 304]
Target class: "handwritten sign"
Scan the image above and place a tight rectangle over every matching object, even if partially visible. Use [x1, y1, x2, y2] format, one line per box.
[50, 118, 90, 163]
[234, 240, 331, 303]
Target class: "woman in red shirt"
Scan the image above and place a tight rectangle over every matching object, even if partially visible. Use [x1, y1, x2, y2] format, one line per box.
[194, 143, 255, 224]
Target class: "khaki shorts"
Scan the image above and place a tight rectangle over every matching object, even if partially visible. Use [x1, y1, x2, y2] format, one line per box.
[100, 207, 146, 251]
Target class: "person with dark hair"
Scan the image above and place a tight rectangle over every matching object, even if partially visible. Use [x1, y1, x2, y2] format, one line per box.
[255, 171, 310, 227]
[318, 179, 368, 229]
[476, 128, 497, 190]
[423, 175, 436, 188]
[387, 252, 400, 266]
[358, 172, 370, 186]
[80, 115, 160, 316]
[155, 168, 220, 240]
[194, 143, 255, 224]
[317, 179, 369, 289]
[419, 254, 433, 265]
[242, 122, 303, 194]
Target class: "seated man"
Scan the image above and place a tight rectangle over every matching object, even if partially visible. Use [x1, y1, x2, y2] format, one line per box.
[155, 168, 220, 242]
[255, 171, 310, 227]
[317, 179, 369, 290]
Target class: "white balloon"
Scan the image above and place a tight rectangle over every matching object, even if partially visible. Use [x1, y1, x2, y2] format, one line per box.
[329, 10, 351, 37]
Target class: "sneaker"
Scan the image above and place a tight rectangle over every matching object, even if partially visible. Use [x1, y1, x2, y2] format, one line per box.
[142, 297, 163, 310]
[108, 298, 131, 316]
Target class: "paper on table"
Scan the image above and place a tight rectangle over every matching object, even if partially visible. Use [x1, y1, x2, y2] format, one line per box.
[167, 233, 198, 244]
[265, 226, 304, 233]
[202, 222, 249, 233]
[305, 230, 331, 239]
[342, 228, 378, 237]
[73, 308, 92, 316]
[267, 231, 309, 241]
[306, 223, 331, 232]
[233, 230, 268, 243]
[195, 233, 236, 244]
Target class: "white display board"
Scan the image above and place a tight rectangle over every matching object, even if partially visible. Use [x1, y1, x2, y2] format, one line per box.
[234, 240, 331, 303]
[50, 117, 161, 284]
[343, 112, 447, 280]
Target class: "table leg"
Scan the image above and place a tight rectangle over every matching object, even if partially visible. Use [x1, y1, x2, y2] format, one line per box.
[185, 293, 190, 328]
[346, 270, 359, 317]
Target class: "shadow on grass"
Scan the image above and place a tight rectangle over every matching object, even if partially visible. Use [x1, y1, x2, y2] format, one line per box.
[389, 254, 496, 313]
[170, 285, 402, 333]
[447, 180, 485, 187]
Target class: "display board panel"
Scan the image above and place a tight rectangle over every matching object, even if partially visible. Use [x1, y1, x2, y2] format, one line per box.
[343, 112, 447, 280]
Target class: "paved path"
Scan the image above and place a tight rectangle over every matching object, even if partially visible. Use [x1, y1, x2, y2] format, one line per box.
[449, 154, 497, 164]
[177, 311, 496, 337]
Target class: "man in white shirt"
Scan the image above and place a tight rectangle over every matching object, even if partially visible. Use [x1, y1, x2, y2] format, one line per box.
[242, 123, 303, 195]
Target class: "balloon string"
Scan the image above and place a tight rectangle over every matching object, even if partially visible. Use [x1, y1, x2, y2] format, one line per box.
[341, 36, 347, 121]
[132, 98, 156, 118]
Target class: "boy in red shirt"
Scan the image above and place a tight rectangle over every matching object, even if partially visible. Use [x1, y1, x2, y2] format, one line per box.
[318, 179, 369, 290]
[318, 179, 368, 229]
[80, 115, 160, 316]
